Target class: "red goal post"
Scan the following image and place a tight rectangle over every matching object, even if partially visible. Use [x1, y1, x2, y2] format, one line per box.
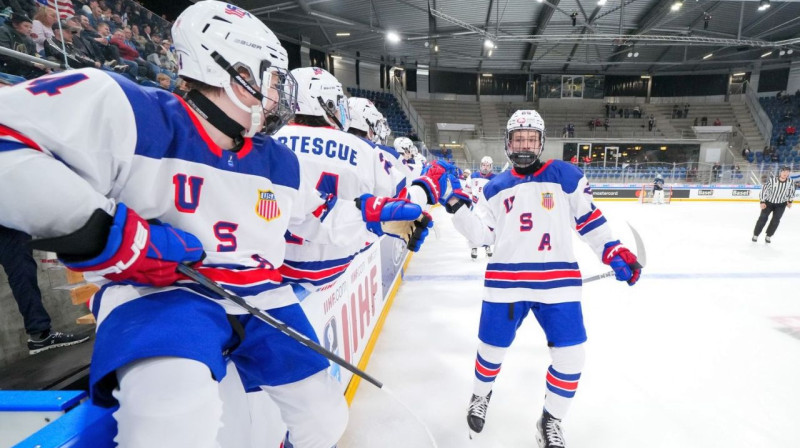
[639, 184, 672, 204]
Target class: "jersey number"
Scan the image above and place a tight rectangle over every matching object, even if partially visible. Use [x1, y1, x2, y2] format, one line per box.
[26, 73, 89, 96]
[316, 172, 340, 196]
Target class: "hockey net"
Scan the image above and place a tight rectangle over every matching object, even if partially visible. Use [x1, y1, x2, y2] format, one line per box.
[639, 184, 672, 204]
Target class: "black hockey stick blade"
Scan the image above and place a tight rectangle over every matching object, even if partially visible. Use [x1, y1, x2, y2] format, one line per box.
[583, 222, 647, 284]
[176, 263, 384, 389]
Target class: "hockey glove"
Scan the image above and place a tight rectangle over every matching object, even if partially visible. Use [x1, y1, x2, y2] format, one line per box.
[412, 160, 458, 205]
[602, 241, 642, 286]
[442, 175, 473, 213]
[58, 203, 205, 286]
[356, 194, 433, 252]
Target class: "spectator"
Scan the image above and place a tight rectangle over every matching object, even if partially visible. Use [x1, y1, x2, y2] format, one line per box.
[156, 72, 171, 90]
[44, 19, 100, 68]
[712, 162, 721, 180]
[604, 103, 610, 118]
[594, 117, 602, 128]
[603, 117, 609, 131]
[633, 104, 641, 118]
[734, 164, 741, 175]
[570, 154, 578, 164]
[672, 104, 678, 118]
[684, 103, 689, 118]
[0, 12, 49, 78]
[786, 125, 796, 135]
[771, 151, 779, 162]
[30, 6, 57, 55]
[694, 117, 699, 126]
[713, 118, 722, 126]
[777, 133, 786, 146]
[582, 155, 592, 164]
[567, 123, 575, 138]
[1, 0, 35, 18]
[701, 116, 708, 126]
[648, 115, 655, 132]
[173, 78, 188, 96]
[742, 146, 752, 159]
[0, 225, 91, 355]
[588, 119, 595, 131]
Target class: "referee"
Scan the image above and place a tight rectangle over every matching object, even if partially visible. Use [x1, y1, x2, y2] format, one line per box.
[752, 166, 796, 243]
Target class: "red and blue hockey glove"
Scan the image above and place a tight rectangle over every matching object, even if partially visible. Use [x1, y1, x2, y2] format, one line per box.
[442, 174, 473, 213]
[602, 241, 642, 286]
[356, 194, 433, 251]
[412, 160, 458, 204]
[61, 203, 205, 286]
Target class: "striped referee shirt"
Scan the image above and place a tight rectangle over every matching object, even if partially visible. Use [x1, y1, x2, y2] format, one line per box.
[760, 176, 796, 204]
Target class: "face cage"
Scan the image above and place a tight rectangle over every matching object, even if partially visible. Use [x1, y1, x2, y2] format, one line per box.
[480, 163, 492, 175]
[262, 67, 298, 135]
[504, 129, 544, 168]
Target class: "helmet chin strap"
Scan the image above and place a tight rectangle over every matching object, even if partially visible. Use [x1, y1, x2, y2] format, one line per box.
[223, 84, 262, 138]
[185, 89, 247, 149]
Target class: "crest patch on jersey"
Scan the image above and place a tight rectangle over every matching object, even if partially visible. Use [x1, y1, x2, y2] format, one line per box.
[256, 190, 281, 222]
[541, 192, 555, 210]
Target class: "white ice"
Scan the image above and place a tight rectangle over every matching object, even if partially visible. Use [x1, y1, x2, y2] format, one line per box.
[340, 201, 800, 447]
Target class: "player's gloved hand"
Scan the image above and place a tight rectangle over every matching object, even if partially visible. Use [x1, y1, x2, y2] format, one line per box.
[442, 175, 473, 213]
[412, 160, 458, 204]
[61, 203, 205, 286]
[355, 194, 433, 251]
[602, 241, 642, 286]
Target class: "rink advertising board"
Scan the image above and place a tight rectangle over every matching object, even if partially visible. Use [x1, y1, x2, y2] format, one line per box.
[590, 184, 770, 202]
[299, 236, 410, 399]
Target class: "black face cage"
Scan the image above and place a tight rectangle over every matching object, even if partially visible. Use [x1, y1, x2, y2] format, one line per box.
[264, 69, 297, 135]
[504, 128, 545, 168]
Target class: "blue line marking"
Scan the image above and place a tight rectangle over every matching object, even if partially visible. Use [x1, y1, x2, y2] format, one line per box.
[404, 272, 800, 282]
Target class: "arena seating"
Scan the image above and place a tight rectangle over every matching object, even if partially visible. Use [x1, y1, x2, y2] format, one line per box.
[759, 95, 800, 167]
[346, 87, 413, 137]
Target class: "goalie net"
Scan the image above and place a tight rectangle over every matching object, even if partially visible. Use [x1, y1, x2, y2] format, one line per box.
[639, 184, 672, 204]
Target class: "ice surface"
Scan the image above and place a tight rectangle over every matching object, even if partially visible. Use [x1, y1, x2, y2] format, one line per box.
[340, 201, 800, 447]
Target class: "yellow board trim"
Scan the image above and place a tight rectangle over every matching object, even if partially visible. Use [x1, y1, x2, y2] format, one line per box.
[344, 250, 415, 405]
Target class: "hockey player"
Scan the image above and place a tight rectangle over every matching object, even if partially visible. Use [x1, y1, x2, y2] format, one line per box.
[653, 174, 665, 205]
[462, 168, 472, 180]
[274, 70, 438, 291]
[441, 110, 642, 447]
[394, 136, 421, 176]
[0, 2, 429, 447]
[464, 156, 497, 259]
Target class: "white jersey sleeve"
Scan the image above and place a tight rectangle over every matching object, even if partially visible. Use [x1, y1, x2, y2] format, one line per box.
[0, 70, 134, 237]
[570, 176, 616, 259]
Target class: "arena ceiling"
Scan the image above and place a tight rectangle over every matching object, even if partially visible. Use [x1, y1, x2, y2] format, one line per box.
[233, 0, 800, 75]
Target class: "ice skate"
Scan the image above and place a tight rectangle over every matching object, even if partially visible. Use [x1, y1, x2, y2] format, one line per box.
[485, 246, 492, 257]
[471, 248, 478, 260]
[535, 410, 566, 448]
[467, 391, 491, 439]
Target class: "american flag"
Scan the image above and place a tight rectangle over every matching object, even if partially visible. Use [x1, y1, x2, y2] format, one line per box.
[541, 192, 555, 210]
[224, 4, 250, 18]
[255, 190, 281, 221]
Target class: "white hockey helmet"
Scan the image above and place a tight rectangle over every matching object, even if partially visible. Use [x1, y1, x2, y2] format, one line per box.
[394, 136, 415, 158]
[409, 145, 419, 156]
[480, 156, 493, 175]
[375, 117, 392, 145]
[348, 97, 384, 143]
[505, 110, 546, 168]
[655, 173, 663, 180]
[291, 66, 349, 131]
[172, 1, 296, 136]
[463, 168, 472, 179]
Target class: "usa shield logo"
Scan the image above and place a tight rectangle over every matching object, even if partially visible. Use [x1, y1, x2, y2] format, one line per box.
[256, 190, 281, 222]
[541, 192, 555, 210]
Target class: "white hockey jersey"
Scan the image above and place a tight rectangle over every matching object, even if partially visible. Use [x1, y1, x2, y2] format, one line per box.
[0, 69, 370, 319]
[463, 171, 497, 205]
[273, 125, 425, 288]
[452, 160, 618, 304]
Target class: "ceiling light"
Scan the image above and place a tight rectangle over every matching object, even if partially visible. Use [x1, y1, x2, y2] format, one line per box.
[482, 73, 493, 77]
[671, 0, 683, 11]
[537, 0, 544, 3]
[434, 44, 439, 52]
[733, 72, 746, 76]
[788, 49, 794, 55]
[641, 75, 651, 79]
[780, 50, 786, 56]
[331, 55, 342, 60]
[484, 39, 494, 49]
[758, 0, 771, 11]
[335, 32, 350, 37]
[628, 52, 633, 57]
[597, 0, 606, 5]
[386, 31, 401, 43]
[634, 52, 639, 57]
[703, 53, 713, 60]
[762, 51, 773, 58]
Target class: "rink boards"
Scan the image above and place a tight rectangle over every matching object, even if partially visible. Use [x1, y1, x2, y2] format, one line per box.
[589, 184, 792, 201]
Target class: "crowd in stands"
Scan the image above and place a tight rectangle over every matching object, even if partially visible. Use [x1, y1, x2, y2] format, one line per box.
[0, 0, 183, 91]
[604, 103, 644, 119]
[757, 92, 800, 168]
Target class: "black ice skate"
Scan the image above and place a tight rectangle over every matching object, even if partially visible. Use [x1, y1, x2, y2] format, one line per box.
[765, 236, 772, 243]
[471, 248, 478, 260]
[467, 391, 492, 439]
[485, 246, 493, 257]
[535, 410, 566, 448]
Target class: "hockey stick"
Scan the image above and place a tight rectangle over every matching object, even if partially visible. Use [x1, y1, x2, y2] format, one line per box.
[176, 263, 440, 448]
[583, 223, 647, 284]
